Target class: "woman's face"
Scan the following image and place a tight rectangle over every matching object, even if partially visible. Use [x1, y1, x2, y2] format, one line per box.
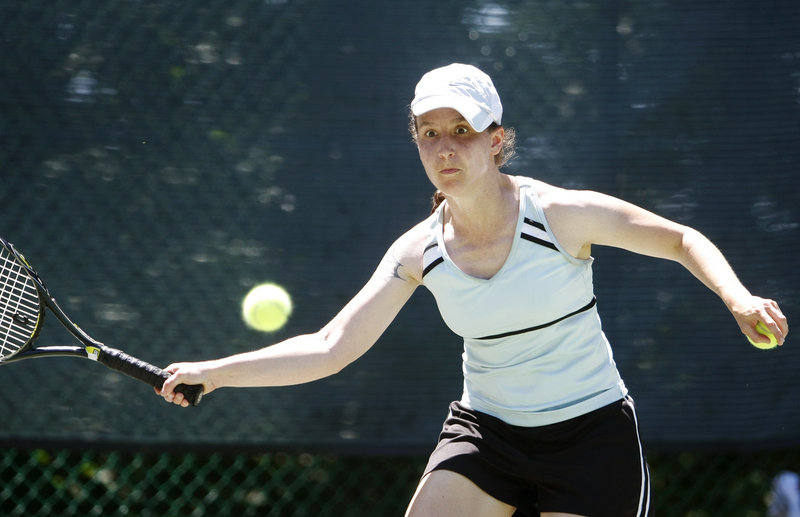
[415, 108, 503, 197]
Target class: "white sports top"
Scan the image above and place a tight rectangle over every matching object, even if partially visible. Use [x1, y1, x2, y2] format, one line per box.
[421, 176, 627, 427]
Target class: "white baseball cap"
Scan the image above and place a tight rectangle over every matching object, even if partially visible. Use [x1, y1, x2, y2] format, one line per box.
[410, 63, 503, 132]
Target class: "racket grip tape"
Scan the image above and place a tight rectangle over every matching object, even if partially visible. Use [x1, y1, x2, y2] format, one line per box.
[98, 347, 203, 406]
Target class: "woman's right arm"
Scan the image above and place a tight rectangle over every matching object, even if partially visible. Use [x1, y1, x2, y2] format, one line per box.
[158, 224, 427, 407]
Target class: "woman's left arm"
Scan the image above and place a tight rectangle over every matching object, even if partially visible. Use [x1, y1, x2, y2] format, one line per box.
[542, 187, 788, 346]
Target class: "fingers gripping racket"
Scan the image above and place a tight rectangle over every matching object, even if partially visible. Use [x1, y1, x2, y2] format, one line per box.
[0, 235, 203, 405]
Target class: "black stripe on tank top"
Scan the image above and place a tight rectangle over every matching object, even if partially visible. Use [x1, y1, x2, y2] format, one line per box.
[475, 297, 597, 340]
[422, 242, 444, 277]
[521, 217, 558, 251]
[423, 257, 444, 277]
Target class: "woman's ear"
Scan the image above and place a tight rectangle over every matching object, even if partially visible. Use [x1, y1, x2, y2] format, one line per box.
[490, 126, 505, 156]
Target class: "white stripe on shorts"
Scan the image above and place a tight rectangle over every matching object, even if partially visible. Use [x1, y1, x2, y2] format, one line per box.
[626, 395, 652, 516]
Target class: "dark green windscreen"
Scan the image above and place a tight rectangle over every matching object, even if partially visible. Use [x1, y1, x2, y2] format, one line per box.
[1, 0, 798, 451]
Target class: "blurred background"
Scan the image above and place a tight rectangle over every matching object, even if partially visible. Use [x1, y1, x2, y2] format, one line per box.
[1, 0, 798, 515]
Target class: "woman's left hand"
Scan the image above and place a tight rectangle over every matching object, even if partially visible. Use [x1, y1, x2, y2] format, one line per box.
[729, 295, 788, 347]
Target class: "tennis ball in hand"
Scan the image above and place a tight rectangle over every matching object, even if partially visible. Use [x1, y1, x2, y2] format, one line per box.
[241, 283, 292, 332]
[748, 321, 778, 350]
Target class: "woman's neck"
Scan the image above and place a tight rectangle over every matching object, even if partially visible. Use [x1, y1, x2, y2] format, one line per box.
[443, 174, 518, 238]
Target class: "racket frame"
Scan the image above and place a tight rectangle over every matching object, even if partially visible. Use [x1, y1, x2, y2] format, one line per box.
[0, 235, 203, 405]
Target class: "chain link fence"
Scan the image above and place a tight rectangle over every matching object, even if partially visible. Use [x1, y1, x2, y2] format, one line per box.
[3, 447, 800, 516]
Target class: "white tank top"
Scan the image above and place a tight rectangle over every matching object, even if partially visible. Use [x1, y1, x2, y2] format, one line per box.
[421, 176, 627, 427]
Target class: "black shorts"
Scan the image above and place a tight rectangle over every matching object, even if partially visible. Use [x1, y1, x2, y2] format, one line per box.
[423, 397, 652, 517]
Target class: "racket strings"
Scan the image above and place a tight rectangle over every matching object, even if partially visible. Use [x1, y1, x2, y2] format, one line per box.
[0, 248, 40, 358]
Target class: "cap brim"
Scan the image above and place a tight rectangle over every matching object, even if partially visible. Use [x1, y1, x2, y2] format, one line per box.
[410, 95, 494, 132]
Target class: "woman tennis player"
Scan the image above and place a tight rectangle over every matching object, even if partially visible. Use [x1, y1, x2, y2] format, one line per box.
[158, 63, 788, 516]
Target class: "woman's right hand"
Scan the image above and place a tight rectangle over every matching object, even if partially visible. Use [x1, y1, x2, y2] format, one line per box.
[157, 361, 215, 408]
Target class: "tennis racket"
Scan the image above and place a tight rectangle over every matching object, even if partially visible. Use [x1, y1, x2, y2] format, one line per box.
[0, 235, 203, 405]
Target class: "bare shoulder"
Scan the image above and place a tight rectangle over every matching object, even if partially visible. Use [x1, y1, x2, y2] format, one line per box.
[533, 180, 638, 225]
[532, 180, 603, 210]
[531, 180, 619, 258]
[375, 218, 432, 285]
[532, 179, 689, 259]
[534, 180, 672, 224]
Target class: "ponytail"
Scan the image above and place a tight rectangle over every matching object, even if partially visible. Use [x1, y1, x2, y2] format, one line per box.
[430, 190, 446, 214]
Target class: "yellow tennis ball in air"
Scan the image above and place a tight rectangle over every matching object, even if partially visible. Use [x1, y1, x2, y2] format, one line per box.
[241, 283, 292, 332]
[748, 321, 778, 350]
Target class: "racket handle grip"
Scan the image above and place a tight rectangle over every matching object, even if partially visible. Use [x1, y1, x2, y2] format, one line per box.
[98, 347, 203, 406]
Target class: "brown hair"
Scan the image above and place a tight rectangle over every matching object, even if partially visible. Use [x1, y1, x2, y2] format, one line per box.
[408, 111, 517, 214]
[430, 190, 447, 214]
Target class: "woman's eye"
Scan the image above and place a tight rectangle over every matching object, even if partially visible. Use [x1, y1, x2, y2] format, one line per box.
[424, 130, 437, 137]
[455, 126, 469, 134]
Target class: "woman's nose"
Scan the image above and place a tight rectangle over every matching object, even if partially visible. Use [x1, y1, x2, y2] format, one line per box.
[438, 141, 455, 159]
